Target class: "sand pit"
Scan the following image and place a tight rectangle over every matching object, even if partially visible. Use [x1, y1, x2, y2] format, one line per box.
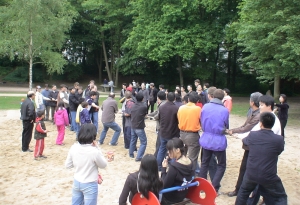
[0, 109, 299, 205]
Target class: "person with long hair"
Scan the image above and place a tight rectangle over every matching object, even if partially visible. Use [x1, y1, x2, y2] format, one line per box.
[65, 124, 107, 205]
[160, 138, 194, 205]
[54, 101, 69, 145]
[274, 94, 289, 138]
[119, 154, 163, 205]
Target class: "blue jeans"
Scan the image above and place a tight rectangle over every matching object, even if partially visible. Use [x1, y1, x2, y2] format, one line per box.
[99, 121, 121, 145]
[89, 112, 99, 133]
[235, 175, 287, 205]
[156, 137, 169, 170]
[70, 111, 77, 132]
[72, 179, 98, 205]
[36, 104, 45, 112]
[129, 129, 147, 160]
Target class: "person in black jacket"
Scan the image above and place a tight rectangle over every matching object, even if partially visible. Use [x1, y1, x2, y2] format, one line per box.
[148, 83, 158, 113]
[48, 85, 59, 122]
[69, 87, 80, 132]
[156, 92, 180, 170]
[274, 94, 289, 138]
[235, 112, 286, 205]
[20, 91, 36, 152]
[161, 138, 194, 205]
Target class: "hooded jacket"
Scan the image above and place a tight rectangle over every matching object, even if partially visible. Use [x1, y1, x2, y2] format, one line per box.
[161, 158, 194, 203]
[54, 108, 69, 126]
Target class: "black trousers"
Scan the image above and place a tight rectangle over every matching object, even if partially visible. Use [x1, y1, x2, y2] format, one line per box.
[235, 150, 249, 191]
[199, 148, 226, 191]
[148, 101, 155, 113]
[280, 119, 287, 138]
[22, 120, 34, 151]
[235, 175, 287, 205]
[50, 106, 56, 121]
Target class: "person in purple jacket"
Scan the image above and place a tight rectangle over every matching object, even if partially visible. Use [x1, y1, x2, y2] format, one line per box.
[199, 88, 229, 193]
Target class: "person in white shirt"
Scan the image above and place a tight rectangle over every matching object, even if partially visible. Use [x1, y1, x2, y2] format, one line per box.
[35, 85, 50, 112]
[227, 95, 281, 198]
[65, 123, 107, 205]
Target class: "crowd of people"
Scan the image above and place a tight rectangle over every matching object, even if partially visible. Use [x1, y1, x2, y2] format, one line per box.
[19, 78, 289, 205]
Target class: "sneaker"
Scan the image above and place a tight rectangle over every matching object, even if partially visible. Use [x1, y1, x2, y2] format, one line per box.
[109, 142, 118, 146]
[23, 149, 33, 152]
[34, 157, 39, 160]
[39, 155, 47, 158]
[135, 158, 142, 162]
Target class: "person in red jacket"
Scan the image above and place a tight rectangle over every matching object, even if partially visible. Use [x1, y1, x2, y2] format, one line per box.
[34, 111, 48, 160]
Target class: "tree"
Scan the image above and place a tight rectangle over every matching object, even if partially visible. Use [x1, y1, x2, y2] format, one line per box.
[237, 0, 300, 98]
[0, 0, 76, 90]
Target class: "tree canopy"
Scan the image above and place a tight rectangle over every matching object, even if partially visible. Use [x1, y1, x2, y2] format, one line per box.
[0, 0, 77, 90]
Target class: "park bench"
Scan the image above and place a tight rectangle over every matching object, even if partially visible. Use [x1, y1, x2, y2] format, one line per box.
[132, 177, 217, 205]
[99, 84, 116, 92]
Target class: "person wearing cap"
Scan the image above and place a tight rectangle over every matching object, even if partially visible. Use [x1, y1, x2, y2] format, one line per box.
[41, 84, 51, 121]
[35, 85, 50, 112]
[148, 83, 158, 113]
[20, 91, 36, 152]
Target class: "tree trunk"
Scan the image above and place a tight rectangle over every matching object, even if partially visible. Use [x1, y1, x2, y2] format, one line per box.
[274, 76, 280, 100]
[178, 56, 183, 86]
[96, 50, 103, 84]
[232, 45, 237, 91]
[29, 31, 33, 91]
[214, 44, 220, 85]
[100, 22, 112, 81]
[227, 50, 231, 88]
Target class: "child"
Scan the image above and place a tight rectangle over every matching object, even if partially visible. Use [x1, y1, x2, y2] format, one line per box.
[34, 111, 48, 160]
[54, 102, 69, 145]
[75, 98, 85, 138]
[80, 102, 91, 125]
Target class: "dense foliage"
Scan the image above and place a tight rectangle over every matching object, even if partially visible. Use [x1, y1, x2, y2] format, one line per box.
[0, 0, 299, 95]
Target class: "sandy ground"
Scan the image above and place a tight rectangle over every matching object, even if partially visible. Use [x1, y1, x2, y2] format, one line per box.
[0, 109, 299, 205]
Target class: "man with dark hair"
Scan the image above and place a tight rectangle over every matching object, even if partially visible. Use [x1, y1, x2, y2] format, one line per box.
[69, 87, 80, 132]
[20, 91, 36, 152]
[231, 95, 281, 203]
[123, 91, 135, 149]
[88, 89, 100, 132]
[235, 112, 286, 205]
[156, 92, 180, 170]
[227, 92, 263, 197]
[99, 93, 121, 146]
[159, 84, 165, 91]
[148, 91, 167, 157]
[177, 91, 201, 173]
[42, 84, 51, 121]
[148, 83, 158, 113]
[129, 92, 148, 161]
[203, 83, 209, 93]
[194, 79, 200, 89]
[174, 93, 183, 108]
[48, 85, 58, 122]
[199, 89, 229, 193]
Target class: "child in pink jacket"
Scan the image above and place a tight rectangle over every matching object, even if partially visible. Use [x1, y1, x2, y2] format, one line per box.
[54, 102, 69, 145]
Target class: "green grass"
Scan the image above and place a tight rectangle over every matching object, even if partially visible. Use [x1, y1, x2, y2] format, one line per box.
[0, 96, 26, 110]
[231, 102, 250, 116]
